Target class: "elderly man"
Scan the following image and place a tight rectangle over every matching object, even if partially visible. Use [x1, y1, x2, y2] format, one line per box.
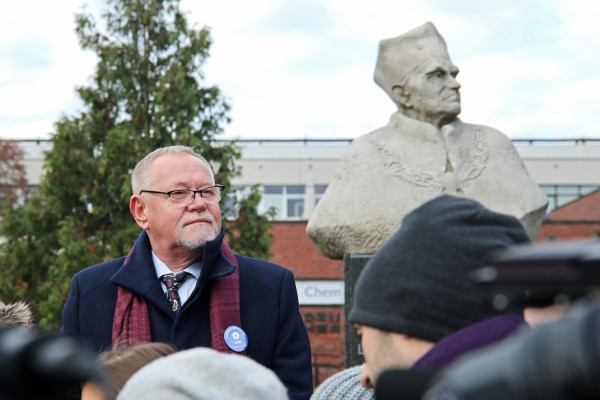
[61, 146, 313, 400]
[307, 22, 547, 259]
[349, 194, 531, 388]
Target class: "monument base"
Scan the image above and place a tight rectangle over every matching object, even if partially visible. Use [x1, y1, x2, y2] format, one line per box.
[343, 253, 373, 368]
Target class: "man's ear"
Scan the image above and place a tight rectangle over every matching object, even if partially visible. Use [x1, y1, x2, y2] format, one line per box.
[391, 85, 411, 109]
[130, 195, 149, 230]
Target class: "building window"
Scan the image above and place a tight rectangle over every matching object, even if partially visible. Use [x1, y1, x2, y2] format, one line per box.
[261, 185, 305, 220]
[541, 185, 600, 212]
[222, 185, 253, 220]
[314, 184, 328, 207]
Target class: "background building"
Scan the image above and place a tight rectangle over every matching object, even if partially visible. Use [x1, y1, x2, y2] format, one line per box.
[14, 137, 600, 385]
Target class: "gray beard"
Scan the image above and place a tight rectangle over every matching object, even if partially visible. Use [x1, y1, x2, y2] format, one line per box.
[176, 231, 217, 250]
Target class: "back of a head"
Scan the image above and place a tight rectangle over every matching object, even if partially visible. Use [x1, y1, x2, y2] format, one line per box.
[311, 365, 374, 400]
[99, 342, 176, 399]
[349, 194, 531, 342]
[117, 347, 289, 400]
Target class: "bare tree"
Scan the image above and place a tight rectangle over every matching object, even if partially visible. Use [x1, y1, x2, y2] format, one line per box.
[0, 141, 27, 206]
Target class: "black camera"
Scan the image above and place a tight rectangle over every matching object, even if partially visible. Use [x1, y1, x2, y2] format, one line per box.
[471, 239, 600, 312]
[0, 328, 104, 400]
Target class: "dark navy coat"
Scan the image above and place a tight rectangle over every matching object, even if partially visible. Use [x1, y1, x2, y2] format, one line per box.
[60, 229, 313, 400]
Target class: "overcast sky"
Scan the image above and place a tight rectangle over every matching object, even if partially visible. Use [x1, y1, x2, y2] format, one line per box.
[1, 0, 599, 141]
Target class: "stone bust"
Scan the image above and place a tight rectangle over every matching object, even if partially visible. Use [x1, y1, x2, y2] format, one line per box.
[307, 22, 548, 259]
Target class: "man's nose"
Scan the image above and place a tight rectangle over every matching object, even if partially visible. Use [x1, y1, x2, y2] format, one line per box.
[360, 363, 374, 388]
[187, 192, 208, 209]
[448, 75, 461, 89]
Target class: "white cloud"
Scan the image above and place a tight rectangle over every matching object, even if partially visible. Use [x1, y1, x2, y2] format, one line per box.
[0, 0, 98, 138]
[458, 53, 571, 135]
[0, 0, 598, 140]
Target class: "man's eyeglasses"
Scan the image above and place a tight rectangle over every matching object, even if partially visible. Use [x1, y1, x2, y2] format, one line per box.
[139, 185, 225, 207]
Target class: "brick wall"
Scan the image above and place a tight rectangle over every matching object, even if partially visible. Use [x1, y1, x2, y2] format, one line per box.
[267, 222, 344, 386]
[537, 221, 600, 241]
[268, 222, 342, 279]
[302, 306, 345, 386]
[536, 189, 600, 241]
[549, 189, 600, 220]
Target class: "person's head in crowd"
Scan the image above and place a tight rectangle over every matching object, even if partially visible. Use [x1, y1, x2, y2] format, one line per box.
[311, 365, 374, 400]
[130, 145, 223, 261]
[117, 347, 289, 400]
[349, 194, 531, 387]
[82, 342, 176, 400]
[374, 22, 461, 128]
[0, 299, 35, 328]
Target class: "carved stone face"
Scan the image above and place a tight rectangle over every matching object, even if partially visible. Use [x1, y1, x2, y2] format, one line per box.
[397, 57, 461, 127]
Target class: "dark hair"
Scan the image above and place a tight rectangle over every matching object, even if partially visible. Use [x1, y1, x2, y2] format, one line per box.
[98, 342, 176, 400]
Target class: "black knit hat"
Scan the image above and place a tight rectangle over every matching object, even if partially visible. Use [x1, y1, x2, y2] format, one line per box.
[348, 194, 531, 342]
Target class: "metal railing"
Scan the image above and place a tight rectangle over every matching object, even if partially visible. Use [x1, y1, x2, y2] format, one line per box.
[4, 137, 600, 146]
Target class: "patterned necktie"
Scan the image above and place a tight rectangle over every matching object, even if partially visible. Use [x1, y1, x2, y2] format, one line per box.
[160, 271, 191, 312]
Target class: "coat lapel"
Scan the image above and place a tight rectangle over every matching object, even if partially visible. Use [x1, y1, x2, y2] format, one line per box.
[109, 229, 237, 315]
[110, 231, 172, 314]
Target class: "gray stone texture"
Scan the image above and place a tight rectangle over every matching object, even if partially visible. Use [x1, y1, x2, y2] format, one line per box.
[307, 22, 548, 259]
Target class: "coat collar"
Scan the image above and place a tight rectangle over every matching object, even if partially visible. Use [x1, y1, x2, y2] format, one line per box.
[110, 228, 236, 311]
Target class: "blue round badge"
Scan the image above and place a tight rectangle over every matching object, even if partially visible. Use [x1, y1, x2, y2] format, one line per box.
[224, 326, 248, 353]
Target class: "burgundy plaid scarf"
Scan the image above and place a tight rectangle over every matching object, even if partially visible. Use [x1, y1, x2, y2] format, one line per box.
[111, 240, 243, 354]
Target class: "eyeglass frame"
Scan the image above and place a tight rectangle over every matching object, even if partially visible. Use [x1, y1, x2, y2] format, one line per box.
[139, 184, 226, 206]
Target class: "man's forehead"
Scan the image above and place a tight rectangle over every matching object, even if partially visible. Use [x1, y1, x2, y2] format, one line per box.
[147, 154, 213, 184]
[151, 153, 211, 171]
[417, 58, 458, 75]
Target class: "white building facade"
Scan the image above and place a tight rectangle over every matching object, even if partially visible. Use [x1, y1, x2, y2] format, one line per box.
[15, 138, 600, 217]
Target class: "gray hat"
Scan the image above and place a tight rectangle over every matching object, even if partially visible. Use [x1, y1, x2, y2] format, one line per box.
[117, 348, 289, 400]
[349, 194, 531, 342]
[311, 366, 374, 400]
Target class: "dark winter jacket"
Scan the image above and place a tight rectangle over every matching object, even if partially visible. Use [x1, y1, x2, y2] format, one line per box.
[60, 229, 313, 400]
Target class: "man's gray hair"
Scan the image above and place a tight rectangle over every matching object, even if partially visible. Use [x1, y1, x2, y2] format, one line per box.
[131, 146, 214, 194]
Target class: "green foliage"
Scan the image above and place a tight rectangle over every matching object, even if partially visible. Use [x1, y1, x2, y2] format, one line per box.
[225, 185, 277, 259]
[0, 0, 272, 331]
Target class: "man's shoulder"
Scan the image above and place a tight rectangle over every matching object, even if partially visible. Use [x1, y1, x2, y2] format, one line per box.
[74, 256, 127, 283]
[235, 254, 290, 274]
[235, 255, 294, 288]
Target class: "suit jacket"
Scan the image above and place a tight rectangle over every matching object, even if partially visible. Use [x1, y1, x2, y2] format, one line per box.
[60, 229, 313, 400]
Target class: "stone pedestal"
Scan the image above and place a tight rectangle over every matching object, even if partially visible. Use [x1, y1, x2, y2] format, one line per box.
[343, 253, 373, 368]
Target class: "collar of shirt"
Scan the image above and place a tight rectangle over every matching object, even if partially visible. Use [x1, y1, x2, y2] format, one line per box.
[152, 251, 202, 306]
